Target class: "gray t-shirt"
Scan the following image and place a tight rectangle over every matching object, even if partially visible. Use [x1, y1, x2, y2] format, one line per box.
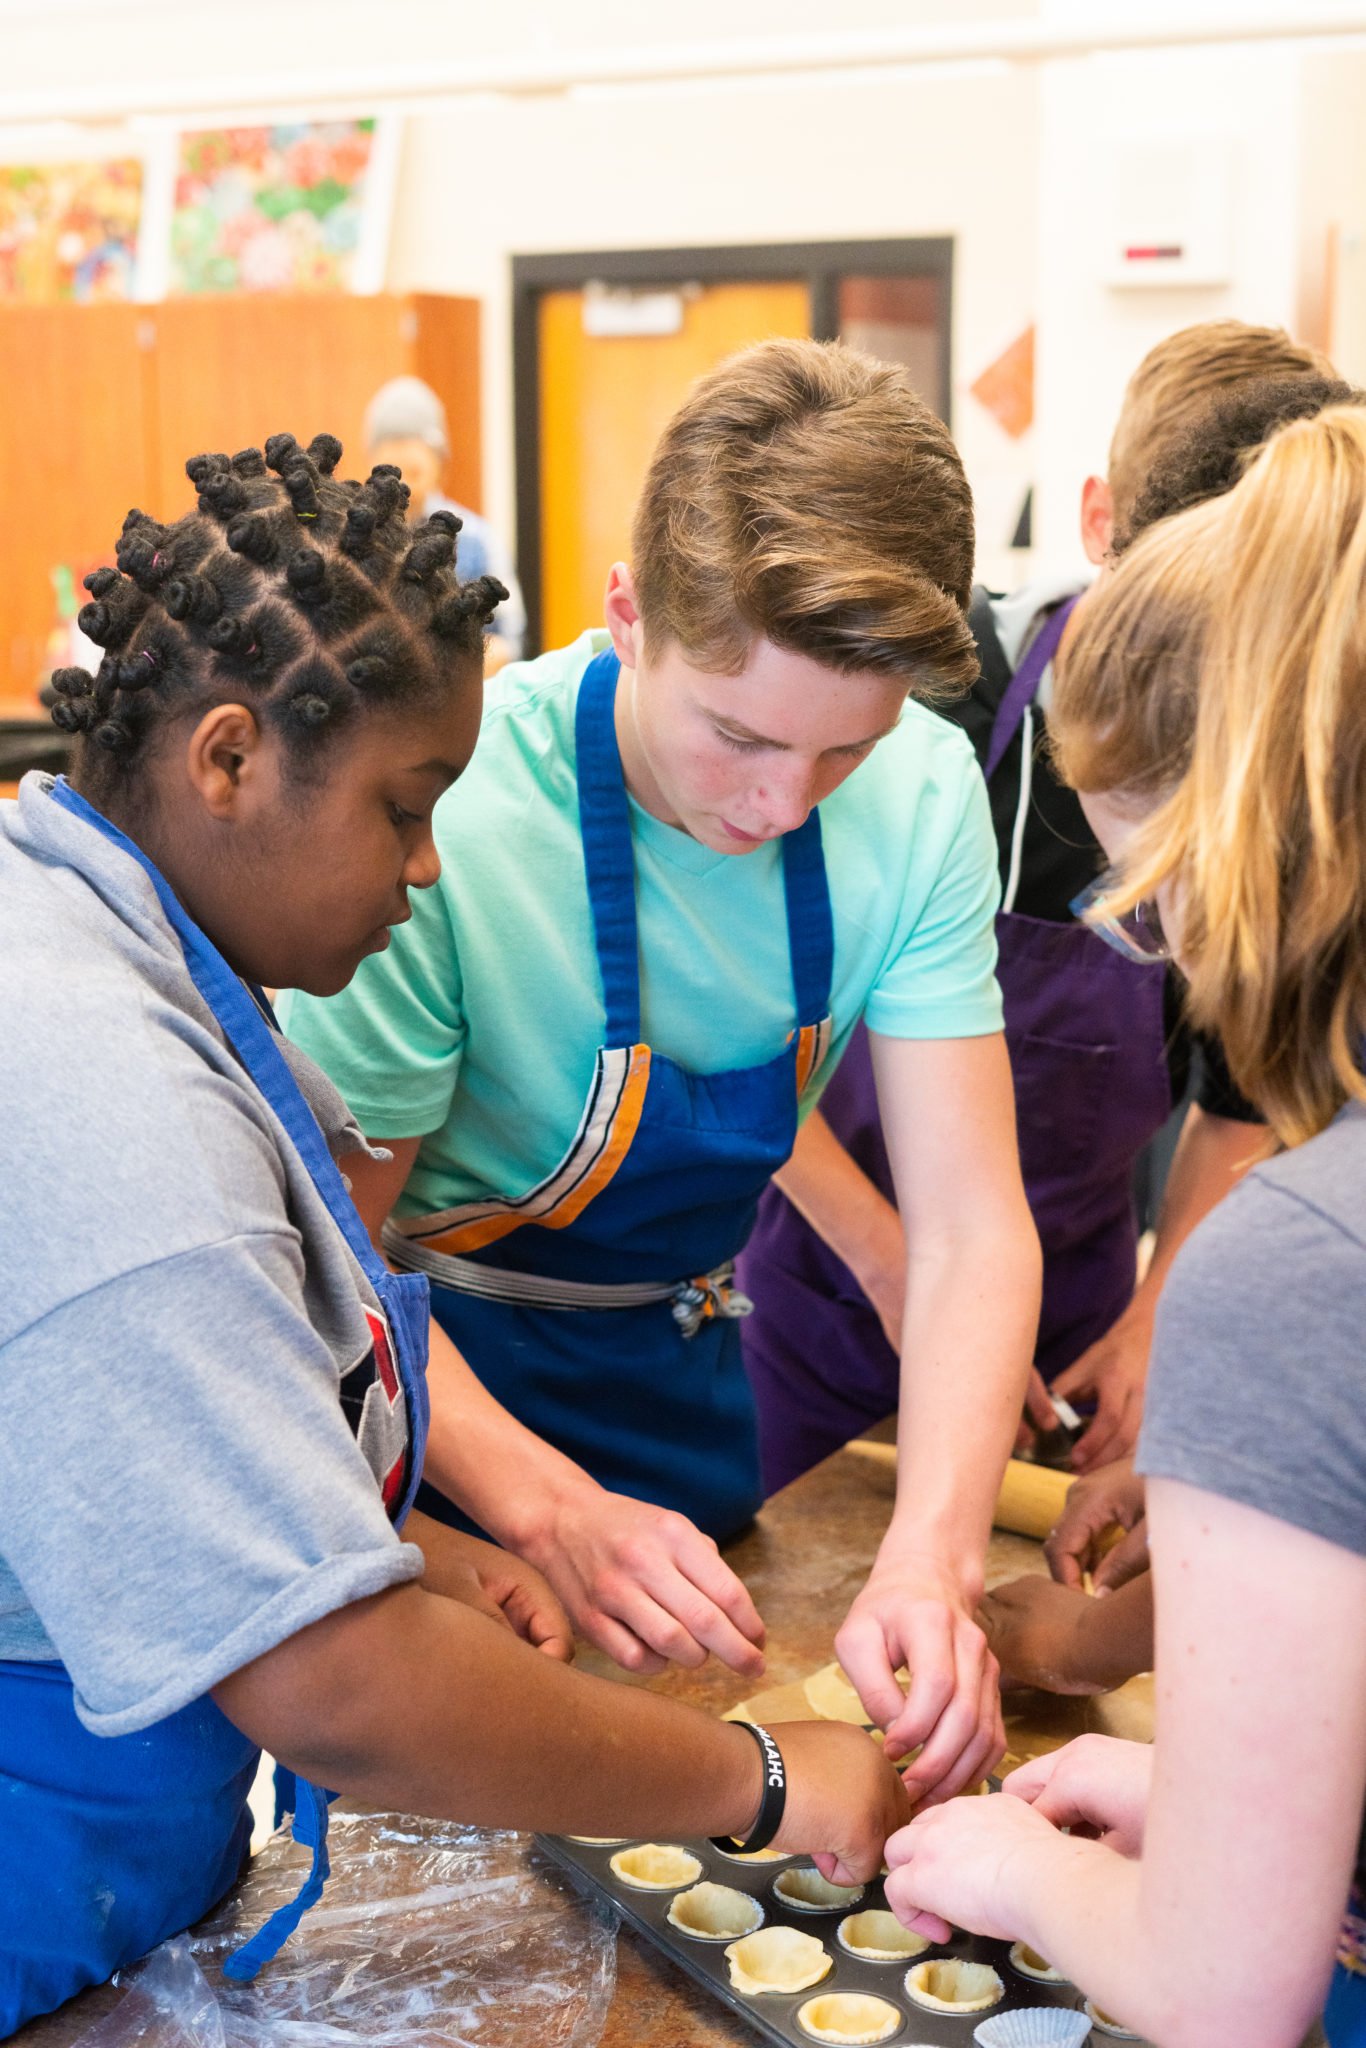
[1138, 1100, 1366, 1556]
[0, 775, 422, 1737]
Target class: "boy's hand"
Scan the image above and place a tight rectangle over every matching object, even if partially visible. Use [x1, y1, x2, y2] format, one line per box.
[835, 1553, 1004, 1804]
[768, 1721, 914, 1886]
[1004, 1733, 1152, 1855]
[1044, 1461, 1147, 1592]
[521, 1478, 767, 1680]
[978, 1575, 1106, 1695]
[408, 1515, 575, 1659]
[1050, 1308, 1152, 1473]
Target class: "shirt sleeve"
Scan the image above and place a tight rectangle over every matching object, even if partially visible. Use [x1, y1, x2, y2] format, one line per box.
[1137, 1175, 1366, 1559]
[0, 1230, 423, 1737]
[278, 871, 467, 1140]
[862, 754, 1005, 1040]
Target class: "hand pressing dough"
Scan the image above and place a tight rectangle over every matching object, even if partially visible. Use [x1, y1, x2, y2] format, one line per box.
[904, 1958, 1004, 2013]
[837, 1908, 931, 1960]
[1010, 1940, 1067, 1983]
[796, 1992, 901, 2044]
[1085, 2001, 1142, 2038]
[725, 1925, 833, 1996]
[774, 1866, 866, 1911]
[666, 1881, 764, 1941]
[608, 1843, 703, 1890]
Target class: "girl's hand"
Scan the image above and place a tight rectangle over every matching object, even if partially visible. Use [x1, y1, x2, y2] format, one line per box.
[1004, 1734, 1152, 1855]
[978, 1575, 1107, 1694]
[883, 1790, 1061, 1944]
[772, 1721, 914, 1886]
[408, 1514, 575, 1659]
[1043, 1461, 1147, 1592]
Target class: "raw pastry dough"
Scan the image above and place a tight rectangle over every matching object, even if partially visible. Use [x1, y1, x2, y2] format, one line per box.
[774, 1866, 866, 1911]
[904, 1958, 1004, 2013]
[796, 1992, 901, 2044]
[715, 1844, 787, 1864]
[1009, 1940, 1067, 1983]
[666, 1881, 764, 1941]
[801, 1661, 909, 1725]
[725, 1925, 833, 1996]
[608, 1843, 703, 1890]
[566, 1836, 628, 1846]
[1084, 2001, 1142, 2039]
[837, 1908, 930, 1960]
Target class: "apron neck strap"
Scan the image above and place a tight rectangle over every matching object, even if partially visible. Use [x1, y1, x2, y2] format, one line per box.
[46, 776, 387, 1290]
[574, 649, 834, 1045]
[984, 592, 1081, 782]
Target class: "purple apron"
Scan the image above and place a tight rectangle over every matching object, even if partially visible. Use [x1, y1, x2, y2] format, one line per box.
[738, 598, 1173, 1495]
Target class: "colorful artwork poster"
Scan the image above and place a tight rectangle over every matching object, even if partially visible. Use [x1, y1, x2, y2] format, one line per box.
[171, 120, 379, 295]
[0, 158, 143, 303]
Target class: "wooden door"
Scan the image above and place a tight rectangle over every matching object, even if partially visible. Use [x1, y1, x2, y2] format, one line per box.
[0, 303, 152, 710]
[148, 292, 482, 525]
[536, 280, 809, 653]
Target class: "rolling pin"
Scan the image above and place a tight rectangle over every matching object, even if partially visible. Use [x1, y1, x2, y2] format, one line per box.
[847, 1441, 1073, 1539]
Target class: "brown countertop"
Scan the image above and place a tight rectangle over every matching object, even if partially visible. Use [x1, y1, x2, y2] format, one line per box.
[14, 1438, 1150, 2048]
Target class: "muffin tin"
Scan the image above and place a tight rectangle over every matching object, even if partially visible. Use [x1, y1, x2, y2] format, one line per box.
[537, 1832, 1149, 2046]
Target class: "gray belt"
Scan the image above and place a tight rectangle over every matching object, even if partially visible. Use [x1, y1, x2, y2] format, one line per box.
[382, 1222, 753, 1339]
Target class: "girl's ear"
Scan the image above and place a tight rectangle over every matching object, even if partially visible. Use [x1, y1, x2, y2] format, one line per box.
[183, 702, 267, 821]
[1080, 476, 1115, 565]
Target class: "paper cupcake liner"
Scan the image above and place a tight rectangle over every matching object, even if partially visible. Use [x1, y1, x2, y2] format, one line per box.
[974, 2007, 1092, 2048]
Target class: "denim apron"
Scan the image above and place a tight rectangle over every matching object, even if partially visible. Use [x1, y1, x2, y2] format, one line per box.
[0, 777, 431, 2034]
[384, 647, 834, 1542]
[739, 598, 1172, 1494]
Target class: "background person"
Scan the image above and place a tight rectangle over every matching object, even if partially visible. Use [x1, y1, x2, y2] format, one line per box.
[282, 340, 1042, 1798]
[365, 374, 527, 669]
[882, 401, 1366, 2048]
[737, 321, 1332, 1494]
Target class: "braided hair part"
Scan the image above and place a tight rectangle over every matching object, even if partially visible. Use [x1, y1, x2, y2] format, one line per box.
[53, 433, 504, 804]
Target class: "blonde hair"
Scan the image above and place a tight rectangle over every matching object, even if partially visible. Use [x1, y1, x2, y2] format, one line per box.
[1053, 404, 1366, 1145]
[1107, 320, 1335, 536]
[631, 338, 978, 696]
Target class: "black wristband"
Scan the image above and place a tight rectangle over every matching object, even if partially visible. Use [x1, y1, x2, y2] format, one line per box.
[710, 1720, 787, 1856]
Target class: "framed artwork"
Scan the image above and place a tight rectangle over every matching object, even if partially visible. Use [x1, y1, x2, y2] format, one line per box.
[169, 117, 399, 296]
[0, 156, 144, 302]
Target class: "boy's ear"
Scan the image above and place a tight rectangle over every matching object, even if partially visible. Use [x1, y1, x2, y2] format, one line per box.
[602, 562, 645, 671]
[1080, 475, 1114, 565]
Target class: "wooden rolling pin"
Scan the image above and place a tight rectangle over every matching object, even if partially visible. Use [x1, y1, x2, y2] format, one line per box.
[847, 1441, 1074, 1539]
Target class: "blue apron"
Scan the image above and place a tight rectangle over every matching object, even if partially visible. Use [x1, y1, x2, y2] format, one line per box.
[389, 647, 835, 1542]
[0, 777, 431, 2035]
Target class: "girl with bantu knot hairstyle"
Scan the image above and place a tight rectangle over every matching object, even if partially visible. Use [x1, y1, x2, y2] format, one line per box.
[0, 433, 907, 2030]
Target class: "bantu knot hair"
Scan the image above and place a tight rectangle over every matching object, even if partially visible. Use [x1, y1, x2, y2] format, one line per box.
[116, 522, 173, 592]
[196, 471, 249, 521]
[282, 462, 321, 520]
[430, 576, 510, 639]
[185, 452, 231, 488]
[307, 433, 342, 476]
[265, 432, 302, 475]
[77, 572, 146, 652]
[226, 513, 278, 566]
[48, 666, 99, 734]
[82, 567, 121, 600]
[366, 466, 410, 518]
[401, 533, 454, 584]
[120, 508, 156, 536]
[114, 647, 163, 691]
[345, 652, 391, 690]
[424, 507, 462, 538]
[230, 447, 268, 479]
[369, 462, 402, 480]
[285, 547, 329, 604]
[163, 573, 223, 626]
[206, 614, 261, 659]
[340, 498, 379, 559]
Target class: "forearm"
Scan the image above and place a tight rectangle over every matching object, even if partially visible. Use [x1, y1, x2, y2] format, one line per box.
[886, 1217, 1040, 1593]
[422, 1314, 598, 1550]
[216, 1582, 759, 1840]
[1134, 1105, 1269, 1308]
[773, 1109, 902, 1293]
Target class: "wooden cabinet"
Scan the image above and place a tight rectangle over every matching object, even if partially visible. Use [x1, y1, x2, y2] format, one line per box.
[0, 292, 481, 699]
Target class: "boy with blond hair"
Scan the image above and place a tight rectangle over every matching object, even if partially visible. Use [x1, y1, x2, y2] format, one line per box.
[741, 320, 1333, 1492]
[283, 339, 1040, 1803]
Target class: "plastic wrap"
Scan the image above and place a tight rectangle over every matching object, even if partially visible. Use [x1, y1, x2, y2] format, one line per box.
[74, 1813, 618, 2048]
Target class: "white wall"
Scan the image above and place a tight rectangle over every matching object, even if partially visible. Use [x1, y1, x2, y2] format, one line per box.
[389, 63, 1041, 594]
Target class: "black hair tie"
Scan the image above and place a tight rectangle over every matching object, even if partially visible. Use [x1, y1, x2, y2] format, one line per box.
[711, 1721, 787, 1856]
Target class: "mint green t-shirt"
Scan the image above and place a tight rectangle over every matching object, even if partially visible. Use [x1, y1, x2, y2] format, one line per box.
[279, 633, 1003, 1220]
